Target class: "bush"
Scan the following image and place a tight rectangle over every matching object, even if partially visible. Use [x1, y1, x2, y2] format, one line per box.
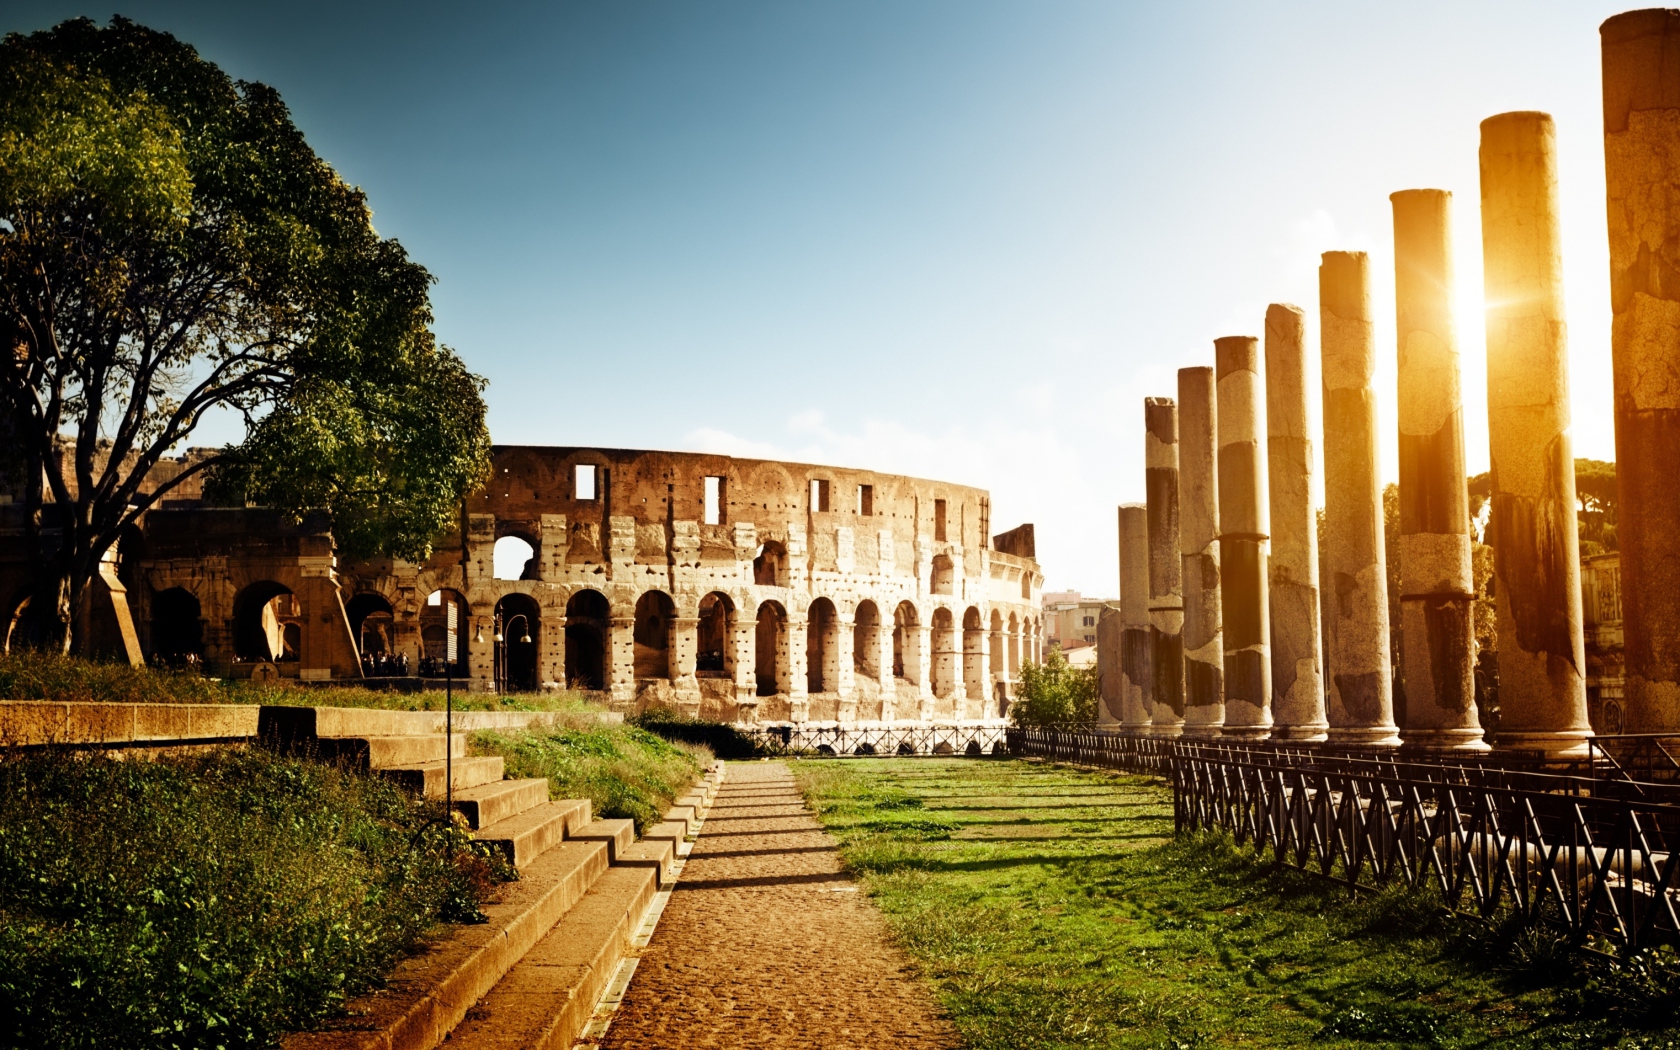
[472, 721, 707, 833]
[1010, 647, 1099, 726]
[630, 707, 760, 759]
[0, 747, 496, 1049]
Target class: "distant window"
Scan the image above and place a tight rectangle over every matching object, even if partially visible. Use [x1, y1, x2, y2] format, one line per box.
[811, 479, 830, 512]
[1084, 634, 1095, 644]
[493, 535, 536, 581]
[858, 484, 873, 516]
[703, 476, 724, 525]
[1082, 615, 1094, 627]
[934, 499, 947, 541]
[575, 464, 597, 501]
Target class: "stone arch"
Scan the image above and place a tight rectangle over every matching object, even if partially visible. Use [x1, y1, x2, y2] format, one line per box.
[565, 589, 609, 690]
[893, 601, 920, 685]
[931, 607, 957, 699]
[755, 600, 788, 697]
[853, 600, 881, 679]
[931, 554, 955, 596]
[634, 590, 676, 679]
[1020, 571, 1031, 599]
[149, 587, 203, 666]
[493, 534, 538, 581]
[420, 588, 470, 678]
[753, 541, 787, 587]
[963, 606, 986, 703]
[697, 591, 735, 676]
[494, 592, 541, 692]
[232, 582, 300, 664]
[346, 593, 395, 662]
[806, 597, 839, 694]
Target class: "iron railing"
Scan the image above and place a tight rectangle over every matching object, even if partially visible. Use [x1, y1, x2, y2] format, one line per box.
[1010, 725, 1680, 956]
[743, 721, 1009, 758]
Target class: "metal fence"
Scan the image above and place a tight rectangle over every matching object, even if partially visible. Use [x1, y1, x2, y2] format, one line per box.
[743, 722, 1009, 758]
[1011, 725, 1680, 956]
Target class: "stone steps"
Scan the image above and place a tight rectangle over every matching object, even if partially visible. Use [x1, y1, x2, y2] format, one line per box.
[381, 756, 506, 797]
[474, 798, 592, 868]
[451, 777, 550, 829]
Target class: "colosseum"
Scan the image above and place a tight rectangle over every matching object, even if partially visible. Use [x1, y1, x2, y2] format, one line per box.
[1, 446, 1044, 725]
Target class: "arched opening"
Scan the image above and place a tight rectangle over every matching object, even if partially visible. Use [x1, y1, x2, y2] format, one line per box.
[755, 601, 787, 697]
[492, 535, 538, 582]
[806, 598, 838, 694]
[892, 601, 919, 685]
[232, 582, 300, 663]
[493, 593, 541, 692]
[634, 591, 676, 679]
[697, 592, 734, 676]
[1008, 612, 1021, 675]
[1020, 571, 1032, 600]
[931, 554, 955, 596]
[420, 589, 469, 678]
[149, 588, 203, 667]
[931, 607, 957, 700]
[853, 600, 881, 679]
[564, 589, 609, 690]
[963, 607, 986, 702]
[753, 541, 786, 587]
[347, 593, 402, 676]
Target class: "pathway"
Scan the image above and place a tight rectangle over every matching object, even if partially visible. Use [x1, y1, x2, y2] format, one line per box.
[597, 760, 961, 1049]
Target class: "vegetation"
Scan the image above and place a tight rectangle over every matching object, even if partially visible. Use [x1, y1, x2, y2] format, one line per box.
[0, 16, 490, 653]
[472, 719, 707, 834]
[0, 747, 498, 1050]
[1010, 647, 1099, 726]
[794, 758, 1680, 1049]
[629, 706, 762, 759]
[0, 649, 599, 712]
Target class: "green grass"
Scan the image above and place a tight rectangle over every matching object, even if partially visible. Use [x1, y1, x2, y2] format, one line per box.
[0, 649, 593, 711]
[0, 747, 500, 1050]
[472, 718, 708, 834]
[792, 757, 1680, 1050]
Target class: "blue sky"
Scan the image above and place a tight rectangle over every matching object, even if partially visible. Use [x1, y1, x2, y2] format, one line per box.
[6, 1, 1633, 594]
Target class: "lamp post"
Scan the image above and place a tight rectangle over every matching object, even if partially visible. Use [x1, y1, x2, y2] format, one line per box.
[490, 609, 532, 694]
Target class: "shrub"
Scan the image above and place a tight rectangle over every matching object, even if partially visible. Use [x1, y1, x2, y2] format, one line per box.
[0, 747, 495, 1049]
[630, 707, 760, 759]
[1010, 647, 1099, 726]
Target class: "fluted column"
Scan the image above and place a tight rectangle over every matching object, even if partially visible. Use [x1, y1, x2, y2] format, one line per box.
[1320, 251, 1401, 748]
[1145, 397, 1185, 736]
[1480, 110, 1593, 756]
[1603, 10, 1680, 732]
[1177, 370, 1224, 738]
[1392, 189, 1486, 752]
[1119, 503, 1152, 731]
[1216, 336, 1273, 739]
[1265, 304, 1328, 741]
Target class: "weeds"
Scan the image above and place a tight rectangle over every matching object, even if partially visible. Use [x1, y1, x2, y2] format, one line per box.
[472, 721, 706, 833]
[0, 747, 498, 1050]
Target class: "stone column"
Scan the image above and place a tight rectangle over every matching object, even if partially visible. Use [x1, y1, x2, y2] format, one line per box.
[1603, 11, 1680, 732]
[836, 611, 857, 722]
[1480, 110, 1593, 755]
[671, 614, 702, 716]
[916, 622, 935, 721]
[1145, 397, 1185, 735]
[786, 616, 809, 722]
[1119, 502, 1153, 731]
[730, 617, 758, 722]
[1391, 189, 1487, 751]
[1265, 304, 1329, 741]
[1216, 336, 1273, 739]
[1320, 251, 1402, 748]
[608, 614, 637, 710]
[1177, 370, 1224, 737]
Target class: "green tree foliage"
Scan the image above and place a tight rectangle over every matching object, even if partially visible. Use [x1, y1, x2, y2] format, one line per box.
[0, 18, 490, 652]
[1010, 646, 1099, 726]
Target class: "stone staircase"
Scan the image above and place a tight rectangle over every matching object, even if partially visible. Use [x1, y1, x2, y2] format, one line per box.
[276, 710, 718, 1050]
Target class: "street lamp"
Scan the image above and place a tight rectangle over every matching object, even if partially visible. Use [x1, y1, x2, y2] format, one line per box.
[491, 609, 533, 693]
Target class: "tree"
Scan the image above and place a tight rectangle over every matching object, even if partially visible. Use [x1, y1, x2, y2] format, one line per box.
[1010, 647, 1099, 727]
[0, 18, 491, 652]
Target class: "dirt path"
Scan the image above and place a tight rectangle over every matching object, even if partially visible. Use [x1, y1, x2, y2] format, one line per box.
[598, 760, 961, 1049]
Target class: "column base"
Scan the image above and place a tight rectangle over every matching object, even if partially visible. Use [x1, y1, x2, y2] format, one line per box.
[1492, 729, 1592, 759]
[1181, 722, 1224, 740]
[1221, 725, 1273, 742]
[1146, 723, 1185, 739]
[1269, 723, 1330, 743]
[1120, 720, 1153, 734]
[1324, 726, 1401, 749]
[1399, 728, 1491, 753]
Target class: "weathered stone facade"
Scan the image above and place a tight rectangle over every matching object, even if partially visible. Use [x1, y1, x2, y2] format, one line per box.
[1, 446, 1043, 726]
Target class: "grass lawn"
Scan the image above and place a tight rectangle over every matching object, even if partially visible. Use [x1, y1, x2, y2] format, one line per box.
[793, 757, 1680, 1050]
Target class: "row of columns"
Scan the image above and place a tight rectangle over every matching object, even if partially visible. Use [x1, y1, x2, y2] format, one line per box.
[1109, 91, 1625, 755]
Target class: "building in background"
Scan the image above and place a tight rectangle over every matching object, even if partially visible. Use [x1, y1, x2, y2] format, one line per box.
[1043, 591, 1118, 654]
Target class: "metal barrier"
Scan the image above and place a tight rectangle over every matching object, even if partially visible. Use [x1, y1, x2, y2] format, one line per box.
[1011, 724, 1680, 956]
[742, 722, 1009, 758]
